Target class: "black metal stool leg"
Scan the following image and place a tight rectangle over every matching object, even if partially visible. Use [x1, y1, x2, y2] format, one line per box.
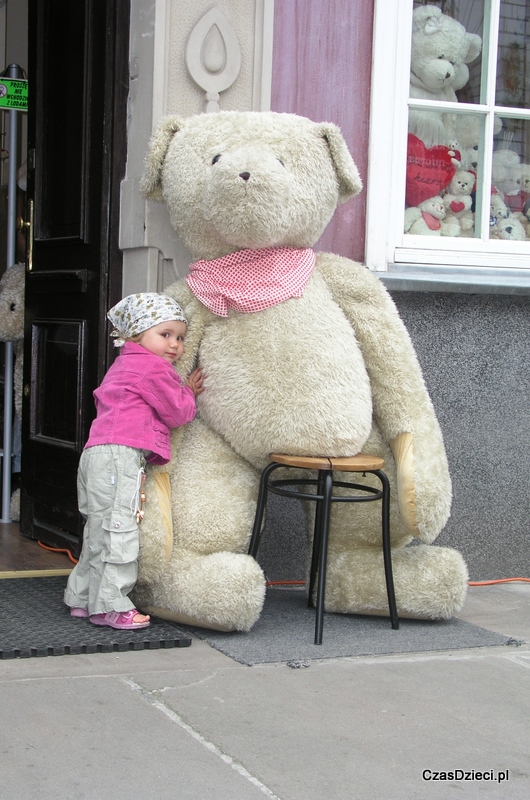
[248, 462, 282, 558]
[314, 470, 333, 645]
[308, 469, 326, 608]
[374, 469, 399, 630]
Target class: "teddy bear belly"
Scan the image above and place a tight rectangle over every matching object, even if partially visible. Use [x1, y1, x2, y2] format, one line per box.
[196, 277, 373, 467]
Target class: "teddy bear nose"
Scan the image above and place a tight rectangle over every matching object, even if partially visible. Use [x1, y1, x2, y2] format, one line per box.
[239, 171, 251, 181]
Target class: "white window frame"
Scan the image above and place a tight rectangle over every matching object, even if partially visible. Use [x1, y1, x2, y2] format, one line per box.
[366, 0, 530, 287]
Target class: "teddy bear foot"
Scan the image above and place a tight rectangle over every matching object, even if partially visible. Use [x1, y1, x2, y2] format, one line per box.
[323, 543, 469, 620]
[133, 551, 267, 632]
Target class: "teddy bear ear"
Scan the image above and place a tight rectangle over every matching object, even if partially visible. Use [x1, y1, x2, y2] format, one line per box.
[139, 116, 185, 201]
[464, 32, 482, 64]
[412, 5, 442, 33]
[316, 122, 363, 203]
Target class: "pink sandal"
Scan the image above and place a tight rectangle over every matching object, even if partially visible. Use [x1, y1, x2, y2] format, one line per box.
[89, 610, 150, 630]
[70, 607, 89, 618]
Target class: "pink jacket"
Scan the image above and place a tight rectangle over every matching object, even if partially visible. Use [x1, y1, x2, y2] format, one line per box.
[85, 341, 196, 465]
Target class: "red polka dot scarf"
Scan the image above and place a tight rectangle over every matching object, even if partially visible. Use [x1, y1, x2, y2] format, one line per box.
[186, 246, 316, 316]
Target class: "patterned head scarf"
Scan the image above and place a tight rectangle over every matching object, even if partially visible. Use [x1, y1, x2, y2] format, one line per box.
[107, 293, 187, 347]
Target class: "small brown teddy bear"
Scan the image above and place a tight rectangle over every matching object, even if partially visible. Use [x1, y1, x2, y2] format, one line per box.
[0, 263, 25, 417]
[0, 262, 25, 520]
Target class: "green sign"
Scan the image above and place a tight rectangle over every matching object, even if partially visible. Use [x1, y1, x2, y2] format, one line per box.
[0, 78, 28, 111]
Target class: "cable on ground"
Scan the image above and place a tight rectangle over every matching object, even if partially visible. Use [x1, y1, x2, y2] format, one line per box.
[37, 540, 79, 564]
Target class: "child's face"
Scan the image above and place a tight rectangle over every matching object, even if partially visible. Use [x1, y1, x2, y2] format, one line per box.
[138, 320, 187, 363]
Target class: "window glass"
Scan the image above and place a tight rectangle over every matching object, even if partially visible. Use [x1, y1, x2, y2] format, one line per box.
[493, 1, 530, 240]
[405, 0, 530, 244]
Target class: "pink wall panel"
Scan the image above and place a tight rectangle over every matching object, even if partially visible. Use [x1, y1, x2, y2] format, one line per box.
[271, 0, 374, 263]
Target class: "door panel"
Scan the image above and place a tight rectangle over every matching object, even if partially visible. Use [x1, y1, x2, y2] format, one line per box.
[30, 319, 86, 447]
[20, 0, 129, 555]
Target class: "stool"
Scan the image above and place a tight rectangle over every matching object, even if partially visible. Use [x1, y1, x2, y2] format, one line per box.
[248, 453, 400, 644]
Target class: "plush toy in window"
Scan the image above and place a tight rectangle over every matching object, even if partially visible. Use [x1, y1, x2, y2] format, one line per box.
[490, 215, 526, 241]
[442, 169, 475, 237]
[513, 200, 530, 239]
[404, 195, 460, 237]
[502, 161, 530, 216]
[134, 110, 468, 632]
[490, 190, 510, 226]
[492, 148, 521, 204]
[409, 5, 482, 149]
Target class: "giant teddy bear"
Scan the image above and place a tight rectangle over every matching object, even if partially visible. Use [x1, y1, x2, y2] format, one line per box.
[133, 110, 468, 632]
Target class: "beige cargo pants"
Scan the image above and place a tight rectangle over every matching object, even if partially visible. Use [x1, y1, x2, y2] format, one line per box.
[63, 444, 145, 616]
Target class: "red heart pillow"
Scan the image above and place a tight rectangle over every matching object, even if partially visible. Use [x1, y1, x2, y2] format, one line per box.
[406, 134, 458, 207]
[450, 200, 465, 213]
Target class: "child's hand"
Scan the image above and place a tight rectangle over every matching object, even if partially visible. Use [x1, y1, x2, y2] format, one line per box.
[186, 367, 205, 396]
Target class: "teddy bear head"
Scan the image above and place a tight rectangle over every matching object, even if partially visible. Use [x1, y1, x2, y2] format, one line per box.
[140, 111, 362, 260]
[490, 191, 509, 223]
[492, 149, 521, 195]
[518, 163, 530, 193]
[0, 263, 25, 343]
[411, 5, 482, 94]
[490, 215, 526, 241]
[419, 195, 446, 219]
[445, 169, 475, 197]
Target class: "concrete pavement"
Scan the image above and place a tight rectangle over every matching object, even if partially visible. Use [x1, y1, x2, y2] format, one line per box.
[1, 582, 529, 799]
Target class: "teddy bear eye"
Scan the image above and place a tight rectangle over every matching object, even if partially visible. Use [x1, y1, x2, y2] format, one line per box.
[10, 303, 16, 311]
[277, 158, 285, 167]
[212, 154, 221, 164]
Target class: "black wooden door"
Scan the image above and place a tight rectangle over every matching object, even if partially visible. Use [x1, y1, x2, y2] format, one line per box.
[20, 0, 129, 556]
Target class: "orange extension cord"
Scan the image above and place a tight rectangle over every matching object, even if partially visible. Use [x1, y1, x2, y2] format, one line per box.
[268, 578, 530, 587]
[36, 542, 529, 587]
[468, 577, 530, 586]
[37, 540, 78, 564]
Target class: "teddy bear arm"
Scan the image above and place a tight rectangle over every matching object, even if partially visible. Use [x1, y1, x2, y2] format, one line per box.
[161, 279, 210, 378]
[317, 256, 428, 437]
[404, 206, 422, 232]
[317, 255, 451, 541]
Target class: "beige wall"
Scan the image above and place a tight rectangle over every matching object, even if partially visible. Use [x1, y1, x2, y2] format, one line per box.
[120, 0, 274, 295]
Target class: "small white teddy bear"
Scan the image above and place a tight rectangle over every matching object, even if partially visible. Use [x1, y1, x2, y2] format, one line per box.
[490, 191, 510, 226]
[404, 195, 460, 237]
[492, 148, 521, 200]
[490, 215, 526, 241]
[442, 170, 475, 236]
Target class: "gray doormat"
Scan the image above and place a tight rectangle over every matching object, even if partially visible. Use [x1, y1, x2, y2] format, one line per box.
[183, 587, 517, 665]
[0, 575, 191, 659]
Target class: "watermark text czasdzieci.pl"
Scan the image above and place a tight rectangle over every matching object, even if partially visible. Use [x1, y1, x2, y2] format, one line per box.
[423, 769, 509, 783]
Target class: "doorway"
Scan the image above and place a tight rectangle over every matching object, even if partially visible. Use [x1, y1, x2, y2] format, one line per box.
[0, 0, 129, 570]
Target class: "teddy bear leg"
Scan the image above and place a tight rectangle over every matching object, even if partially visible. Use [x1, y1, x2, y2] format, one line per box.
[134, 419, 266, 632]
[324, 543, 468, 620]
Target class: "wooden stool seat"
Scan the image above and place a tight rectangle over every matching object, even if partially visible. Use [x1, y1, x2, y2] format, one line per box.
[249, 452, 399, 644]
[269, 453, 386, 472]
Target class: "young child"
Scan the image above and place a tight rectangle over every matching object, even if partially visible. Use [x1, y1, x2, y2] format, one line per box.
[64, 293, 204, 630]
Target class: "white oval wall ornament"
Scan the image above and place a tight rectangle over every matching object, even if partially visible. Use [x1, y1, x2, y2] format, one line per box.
[185, 8, 242, 112]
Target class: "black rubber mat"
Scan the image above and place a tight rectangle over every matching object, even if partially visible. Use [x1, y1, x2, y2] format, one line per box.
[0, 575, 191, 659]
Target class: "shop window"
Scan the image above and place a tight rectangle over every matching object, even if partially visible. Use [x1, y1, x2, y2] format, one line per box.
[366, 0, 530, 274]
